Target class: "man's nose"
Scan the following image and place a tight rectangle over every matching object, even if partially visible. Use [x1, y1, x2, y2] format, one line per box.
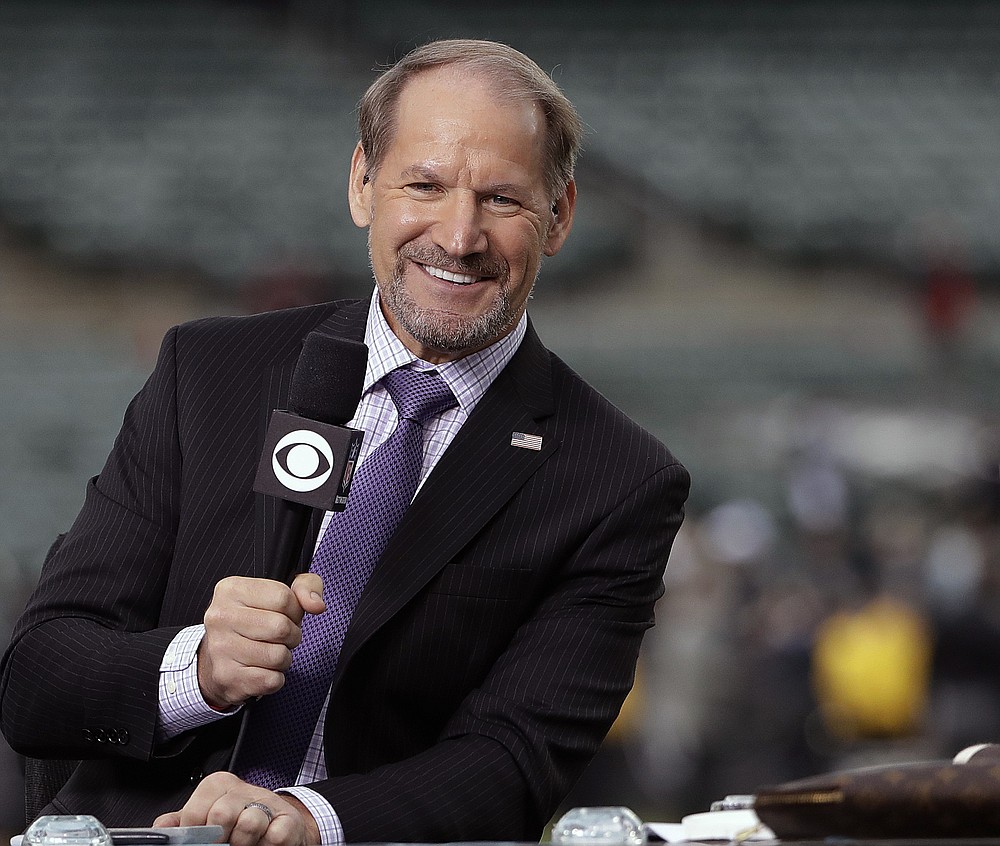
[432, 192, 488, 257]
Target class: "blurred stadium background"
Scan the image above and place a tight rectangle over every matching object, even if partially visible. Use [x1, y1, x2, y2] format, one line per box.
[4, 0, 1000, 834]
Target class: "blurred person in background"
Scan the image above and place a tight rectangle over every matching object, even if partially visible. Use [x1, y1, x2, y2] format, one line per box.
[0, 39, 689, 846]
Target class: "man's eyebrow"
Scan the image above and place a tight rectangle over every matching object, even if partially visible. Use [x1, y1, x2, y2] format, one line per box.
[483, 182, 523, 197]
[400, 165, 440, 181]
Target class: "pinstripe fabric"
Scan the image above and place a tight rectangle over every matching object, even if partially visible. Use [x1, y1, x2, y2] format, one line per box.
[0, 299, 690, 843]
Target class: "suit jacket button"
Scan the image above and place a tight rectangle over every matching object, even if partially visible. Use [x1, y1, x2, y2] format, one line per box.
[82, 728, 94, 742]
[118, 729, 129, 745]
[189, 770, 204, 785]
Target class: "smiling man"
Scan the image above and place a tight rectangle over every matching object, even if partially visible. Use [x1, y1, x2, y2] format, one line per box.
[351, 60, 575, 362]
[1, 40, 689, 846]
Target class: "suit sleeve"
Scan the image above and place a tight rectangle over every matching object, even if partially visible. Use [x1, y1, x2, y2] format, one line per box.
[0, 327, 186, 761]
[315, 457, 690, 842]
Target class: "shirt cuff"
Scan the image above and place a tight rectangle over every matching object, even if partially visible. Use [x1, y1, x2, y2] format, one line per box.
[279, 786, 344, 846]
[157, 624, 240, 742]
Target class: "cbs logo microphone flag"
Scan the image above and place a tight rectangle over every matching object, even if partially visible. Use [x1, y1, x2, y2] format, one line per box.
[254, 410, 364, 511]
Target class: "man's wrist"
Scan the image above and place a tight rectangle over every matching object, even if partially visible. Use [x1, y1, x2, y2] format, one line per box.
[158, 625, 239, 741]
[279, 786, 344, 846]
[279, 793, 322, 844]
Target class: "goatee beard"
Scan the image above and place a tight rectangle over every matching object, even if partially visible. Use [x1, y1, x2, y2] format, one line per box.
[374, 243, 526, 356]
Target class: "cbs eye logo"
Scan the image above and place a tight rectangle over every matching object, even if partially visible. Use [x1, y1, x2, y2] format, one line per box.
[271, 430, 334, 492]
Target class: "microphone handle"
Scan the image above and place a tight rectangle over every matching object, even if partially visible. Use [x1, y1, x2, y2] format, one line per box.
[268, 499, 316, 584]
[227, 498, 315, 773]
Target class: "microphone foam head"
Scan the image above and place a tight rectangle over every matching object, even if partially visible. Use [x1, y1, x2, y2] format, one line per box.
[288, 332, 368, 425]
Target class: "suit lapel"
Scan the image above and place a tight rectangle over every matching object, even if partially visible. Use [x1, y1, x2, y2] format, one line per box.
[337, 322, 559, 669]
[313, 299, 370, 344]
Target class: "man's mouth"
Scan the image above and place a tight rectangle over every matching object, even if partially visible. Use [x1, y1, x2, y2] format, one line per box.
[419, 262, 483, 286]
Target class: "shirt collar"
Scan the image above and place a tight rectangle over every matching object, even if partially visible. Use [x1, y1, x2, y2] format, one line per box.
[362, 289, 526, 413]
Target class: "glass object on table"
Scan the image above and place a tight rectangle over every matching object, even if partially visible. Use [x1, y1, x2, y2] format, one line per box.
[23, 816, 112, 846]
[551, 806, 646, 845]
[710, 794, 757, 812]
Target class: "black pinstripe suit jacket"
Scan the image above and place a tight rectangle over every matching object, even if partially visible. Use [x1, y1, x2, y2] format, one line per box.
[1, 298, 689, 842]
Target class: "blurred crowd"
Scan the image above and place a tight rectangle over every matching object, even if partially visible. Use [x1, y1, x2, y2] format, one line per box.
[562, 437, 1000, 822]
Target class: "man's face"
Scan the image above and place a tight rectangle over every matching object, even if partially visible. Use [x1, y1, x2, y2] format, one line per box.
[349, 66, 576, 363]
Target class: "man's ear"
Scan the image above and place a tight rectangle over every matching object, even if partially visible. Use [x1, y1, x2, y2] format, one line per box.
[544, 180, 577, 256]
[348, 143, 372, 227]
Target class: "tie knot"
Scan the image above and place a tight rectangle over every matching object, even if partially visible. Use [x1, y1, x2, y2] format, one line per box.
[382, 367, 457, 425]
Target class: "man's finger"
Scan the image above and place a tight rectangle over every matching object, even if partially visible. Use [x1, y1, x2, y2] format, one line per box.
[290, 572, 325, 617]
[229, 802, 274, 846]
[267, 814, 301, 846]
[214, 576, 304, 619]
[204, 605, 300, 648]
[173, 771, 235, 827]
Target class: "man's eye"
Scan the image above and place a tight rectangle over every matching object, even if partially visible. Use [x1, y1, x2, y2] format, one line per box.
[487, 195, 520, 209]
[408, 183, 439, 193]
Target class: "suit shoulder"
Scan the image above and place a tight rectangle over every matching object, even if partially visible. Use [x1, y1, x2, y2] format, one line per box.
[547, 352, 683, 472]
[174, 301, 347, 344]
[168, 300, 362, 368]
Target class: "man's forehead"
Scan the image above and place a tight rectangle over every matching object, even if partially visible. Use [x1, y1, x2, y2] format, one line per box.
[386, 71, 543, 154]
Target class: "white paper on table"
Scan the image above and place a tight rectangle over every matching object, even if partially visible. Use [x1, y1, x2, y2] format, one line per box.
[646, 809, 775, 842]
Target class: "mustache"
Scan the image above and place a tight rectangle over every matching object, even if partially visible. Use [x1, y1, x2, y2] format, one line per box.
[399, 244, 508, 279]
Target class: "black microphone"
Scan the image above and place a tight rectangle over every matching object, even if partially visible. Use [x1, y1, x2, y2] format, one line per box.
[253, 331, 368, 583]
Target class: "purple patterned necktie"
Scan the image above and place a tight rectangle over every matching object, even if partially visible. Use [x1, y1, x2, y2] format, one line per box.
[236, 367, 457, 790]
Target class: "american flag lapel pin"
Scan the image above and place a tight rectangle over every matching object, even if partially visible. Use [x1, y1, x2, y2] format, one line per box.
[511, 431, 543, 451]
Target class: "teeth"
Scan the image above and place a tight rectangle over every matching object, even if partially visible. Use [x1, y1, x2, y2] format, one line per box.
[423, 264, 479, 285]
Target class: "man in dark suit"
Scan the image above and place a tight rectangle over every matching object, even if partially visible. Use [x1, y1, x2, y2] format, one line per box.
[1, 39, 689, 846]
